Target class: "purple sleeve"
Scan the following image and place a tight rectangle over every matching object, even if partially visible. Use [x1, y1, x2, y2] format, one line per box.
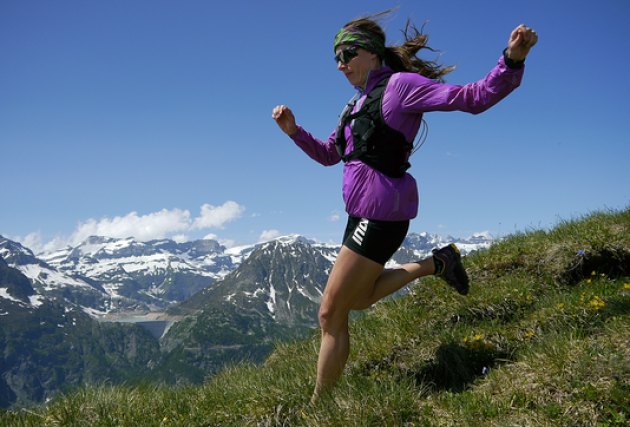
[289, 126, 342, 166]
[386, 55, 524, 117]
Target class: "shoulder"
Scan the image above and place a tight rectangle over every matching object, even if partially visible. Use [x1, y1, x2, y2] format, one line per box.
[388, 72, 437, 91]
[382, 72, 439, 108]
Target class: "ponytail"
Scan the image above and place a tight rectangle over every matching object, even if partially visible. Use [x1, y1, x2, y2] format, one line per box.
[341, 9, 455, 82]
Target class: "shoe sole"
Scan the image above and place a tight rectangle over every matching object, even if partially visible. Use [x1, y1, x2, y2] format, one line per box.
[446, 244, 470, 295]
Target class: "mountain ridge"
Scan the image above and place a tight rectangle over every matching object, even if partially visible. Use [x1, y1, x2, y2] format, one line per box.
[0, 230, 492, 408]
[2, 208, 629, 425]
[2, 231, 492, 320]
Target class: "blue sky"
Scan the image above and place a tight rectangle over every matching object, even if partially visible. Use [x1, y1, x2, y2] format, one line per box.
[1, 0, 629, 253]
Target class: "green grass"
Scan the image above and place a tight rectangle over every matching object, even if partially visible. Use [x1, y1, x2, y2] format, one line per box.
[3, 208, 629, 426]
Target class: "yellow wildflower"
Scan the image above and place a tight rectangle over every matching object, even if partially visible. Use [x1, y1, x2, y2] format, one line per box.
[589, 298, 605, 310]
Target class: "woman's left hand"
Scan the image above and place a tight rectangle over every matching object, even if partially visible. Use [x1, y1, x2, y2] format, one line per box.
[505, 24, 538, 62]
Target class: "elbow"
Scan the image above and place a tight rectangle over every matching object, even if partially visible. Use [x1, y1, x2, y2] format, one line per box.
[470, 106, 492, 115]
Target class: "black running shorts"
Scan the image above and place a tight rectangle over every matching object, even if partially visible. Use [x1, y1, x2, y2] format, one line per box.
[342, 216, 409, 265]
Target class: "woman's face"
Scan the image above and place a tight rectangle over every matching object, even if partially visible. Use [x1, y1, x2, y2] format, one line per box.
[335, 44, 381, 89]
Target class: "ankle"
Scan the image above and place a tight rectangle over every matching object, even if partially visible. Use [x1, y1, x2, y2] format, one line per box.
[433, 255, 444, 276]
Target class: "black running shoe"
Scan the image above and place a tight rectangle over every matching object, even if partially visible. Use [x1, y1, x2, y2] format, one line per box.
[433, 243, 470, 295]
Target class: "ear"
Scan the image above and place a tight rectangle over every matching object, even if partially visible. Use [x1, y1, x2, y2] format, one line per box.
[370, 51, 382, 66]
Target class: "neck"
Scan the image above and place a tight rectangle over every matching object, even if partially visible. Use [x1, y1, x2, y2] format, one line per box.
[359, 70, 372, 91]
[359, 62, 383, 90]
[358, 63, 383, 91]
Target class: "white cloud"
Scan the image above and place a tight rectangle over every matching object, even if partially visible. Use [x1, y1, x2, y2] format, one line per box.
[259, 229, 281, 242]
[328, 210, 341, 222]
[470, 230, 493, 239]
[17, 231, 44, 253]
[13, 231, 67, 254]
[18, 201, 246, 254]
[69, 208, 192, 246]
[193, 201, 245, 230]
[220, 238, 237, 248]
[202, 233, 237, 249]
[171, 234, 189, 243]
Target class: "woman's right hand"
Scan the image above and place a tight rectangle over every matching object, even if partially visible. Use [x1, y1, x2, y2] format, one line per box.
[272, 105, 298, 136]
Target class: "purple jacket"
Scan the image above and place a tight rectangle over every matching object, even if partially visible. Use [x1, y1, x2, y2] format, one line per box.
[290, 55, 524, 221]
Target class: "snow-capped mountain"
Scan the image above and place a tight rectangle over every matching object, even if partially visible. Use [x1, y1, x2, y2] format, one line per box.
[169, 236, 340, 328]
[164, 231, 492, 327]
[1, 231, 492, 320]
[0, 238, 99, 310]
[390, 230, 491, 267]
[40, 236, 236, 309]
[1, 235, 246, 317]
[0, 231, 492, 409]
[0, 255, 163, 409]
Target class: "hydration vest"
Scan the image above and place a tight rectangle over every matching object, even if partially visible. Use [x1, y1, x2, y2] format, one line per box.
[334, 77, 414, 178]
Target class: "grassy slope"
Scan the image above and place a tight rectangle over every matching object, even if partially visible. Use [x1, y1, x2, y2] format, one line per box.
[3, 208, 629, 427]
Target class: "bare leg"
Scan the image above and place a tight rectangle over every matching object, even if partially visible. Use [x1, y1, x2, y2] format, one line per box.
[310, 247, 438, 402]
[311, 246, 384, 403]
[351, 257, 435, 310]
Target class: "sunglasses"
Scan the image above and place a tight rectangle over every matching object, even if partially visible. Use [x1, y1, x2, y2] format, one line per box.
[334, 45, 360, 64]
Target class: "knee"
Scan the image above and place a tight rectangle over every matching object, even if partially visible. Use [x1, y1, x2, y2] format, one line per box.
[318, 303, 332, 331]
[318, 300, 346, 333]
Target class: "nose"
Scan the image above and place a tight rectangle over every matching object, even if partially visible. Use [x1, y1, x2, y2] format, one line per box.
[337, 61, 347, 71]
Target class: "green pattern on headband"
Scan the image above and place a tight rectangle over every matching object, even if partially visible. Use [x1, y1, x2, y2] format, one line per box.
[334, 26, 385, 56]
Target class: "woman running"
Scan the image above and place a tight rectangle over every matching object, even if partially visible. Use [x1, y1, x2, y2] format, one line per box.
[272, 9, 537, 402]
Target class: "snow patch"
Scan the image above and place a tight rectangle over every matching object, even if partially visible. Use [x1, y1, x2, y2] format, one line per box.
[29, 295, 44, 307]
[267, 283, 276, 315]
[0, 288, 20, 303]
[81, 306, 107, 318]
[0, 288, 45, 308]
